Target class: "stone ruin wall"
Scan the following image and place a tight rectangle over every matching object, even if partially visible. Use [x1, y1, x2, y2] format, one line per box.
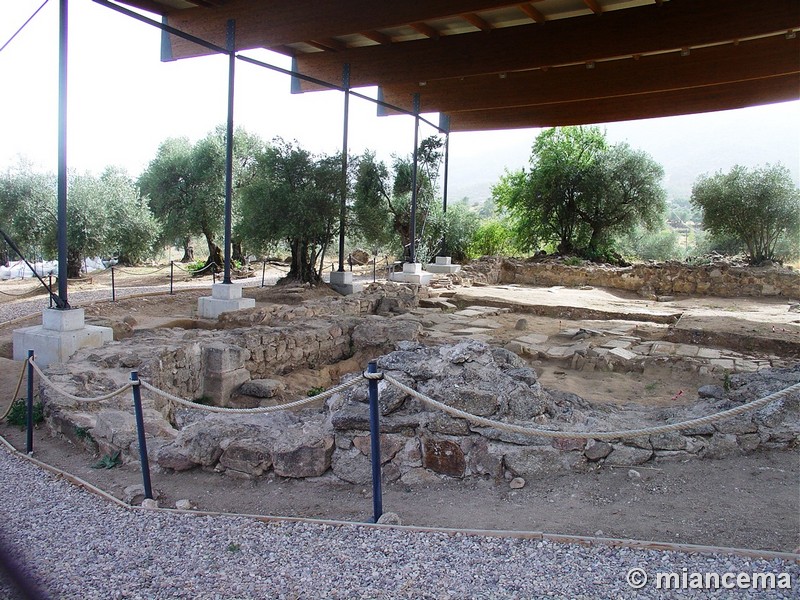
[457, 258, 800, 298]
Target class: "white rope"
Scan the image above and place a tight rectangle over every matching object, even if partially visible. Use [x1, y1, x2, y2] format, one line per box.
[381, 373, 800, 441]
[139, 376, 361, 414]
[29, 358, 133, 403]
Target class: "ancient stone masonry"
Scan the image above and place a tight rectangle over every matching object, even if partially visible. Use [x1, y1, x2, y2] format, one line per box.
[38, 283, 424, 467]
[499, 258, 800, 298]
[327, 341, 798, 484]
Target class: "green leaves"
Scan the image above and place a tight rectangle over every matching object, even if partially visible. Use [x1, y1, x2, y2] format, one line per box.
[691, 164, 800, 264]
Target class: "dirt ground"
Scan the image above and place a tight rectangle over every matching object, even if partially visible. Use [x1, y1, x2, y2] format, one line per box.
[0, 268, 798, 554]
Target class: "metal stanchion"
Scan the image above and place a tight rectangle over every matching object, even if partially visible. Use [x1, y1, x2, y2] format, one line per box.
[111, 265, 116, 302]
[130, 371, 153, 500]
[367, 361, 383, 523]
[170, 261, 174, 295]
[48, 275, 53, 308]
[261, 260, 266, 287]
[26, 350, 34, 454]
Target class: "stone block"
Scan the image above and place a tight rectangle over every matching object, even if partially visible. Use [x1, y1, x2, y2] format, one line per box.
[211, 283, 243, 300]
[204, 368, 251, 406]
[203, 343, 248, 373]
[198, 296, 256, 319]
[422, 437, 466, 477]
[13, 322, 113, 367]
[42, 308, 86, 332]
[608, 347, 637, 361]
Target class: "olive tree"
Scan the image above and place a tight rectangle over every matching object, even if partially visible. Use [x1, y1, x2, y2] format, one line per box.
[691, 164, 800, 264]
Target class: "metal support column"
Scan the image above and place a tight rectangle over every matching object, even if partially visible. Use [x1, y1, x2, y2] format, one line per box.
[441, 131, 450, 257]
[222, 19, 235, 285]
[56, 0, 70, 308]
[337, 64, 350, 273]
[409, 93, 420, 264]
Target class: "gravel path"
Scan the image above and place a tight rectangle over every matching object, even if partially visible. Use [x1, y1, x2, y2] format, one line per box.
[0, 447, 796, 599]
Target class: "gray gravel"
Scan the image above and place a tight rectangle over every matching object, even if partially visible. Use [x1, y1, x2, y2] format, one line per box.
[0, 447, 797, 599]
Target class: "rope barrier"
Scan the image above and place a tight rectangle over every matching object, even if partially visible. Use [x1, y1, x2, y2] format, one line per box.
[0, 284, 45, 297]
[140, 376, 362, 414]
[380, 373, 800, 441]
[1, 362, 29, 421]
[29, 359, 133, 403]
[113, 265, 170, 276]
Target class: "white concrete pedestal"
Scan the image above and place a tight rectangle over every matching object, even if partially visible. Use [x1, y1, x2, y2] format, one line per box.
[13, 308, 113, 367]
[426, 256, 461, 274]
[328, 271, 363, 296]
[198, 283, 255, 319]
[389, 262, 433, 285]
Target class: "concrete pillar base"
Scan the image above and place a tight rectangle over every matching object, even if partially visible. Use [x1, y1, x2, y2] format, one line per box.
[198, 283, 255, 319]
[13, 308, 113, 367]
[389, 263, 433, 285]
[328, 271, 363, 296]
[426, 256, 461, 274]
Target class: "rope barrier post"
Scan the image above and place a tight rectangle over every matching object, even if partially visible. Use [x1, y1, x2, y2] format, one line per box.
[48, 274, 53, 308]
[130, 371, 153, 500]
[26, 350, 34, 454]
[170, 261, 174, 295]
[111, 265, 116, 302]
[367, 361, 383, 523]
[261, 260, 266, 287]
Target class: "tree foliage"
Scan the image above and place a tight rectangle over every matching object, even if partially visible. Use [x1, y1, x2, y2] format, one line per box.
[353, 136, 445, 262]
[138, 126, 261, 268]
[237, 139, 341, 283]
[493, 126, 666, 260]
[691, 164, 800, 264]
[0, 163, 158, 276]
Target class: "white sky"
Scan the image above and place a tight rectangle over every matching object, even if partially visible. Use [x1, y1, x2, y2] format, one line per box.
[1, 0, 799, 202]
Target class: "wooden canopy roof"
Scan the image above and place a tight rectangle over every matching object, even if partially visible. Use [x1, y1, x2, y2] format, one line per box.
[118, 0, 800, 131]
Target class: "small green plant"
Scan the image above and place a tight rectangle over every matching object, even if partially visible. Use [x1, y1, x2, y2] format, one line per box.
[563, 256, 583, 266]
[307, 386, 325, 397]
[226, 542, 241, 553]
[185, 259, 207, 272]
[644, 381, 658, 392]
[5, 399, 43, 429]
[723, 371, 731, 392]
[91, 451, 121, 470]
[74, 425, 92, 440]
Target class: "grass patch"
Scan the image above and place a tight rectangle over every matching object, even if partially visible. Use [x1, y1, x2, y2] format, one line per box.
[91, 451, 121, 470]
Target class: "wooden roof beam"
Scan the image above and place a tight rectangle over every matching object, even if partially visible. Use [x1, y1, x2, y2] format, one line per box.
[447, 75, 800, 131]
[307, 38, 347, 52]
[410, 22, 440, 40]
[379, 36, 800, 114]
[156, 0, 524, 60]
[293, 0, 800, 89]
[583, 0, 603, 14]
[361, 30, 392, 45]
[462, 13, 493, 32]
[518, 3, 546, 23]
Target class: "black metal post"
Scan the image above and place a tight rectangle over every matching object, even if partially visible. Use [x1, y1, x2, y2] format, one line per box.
[373, 257, 376, 283]
[441, 131, 450, 257]
[222, 19, 235, 286]
[110, 266, 115, 302]
[130, 371, 153, 500]
[409, 93, 420, 264]
[261, 260, 266, 287]
[48, 274, 53, 308]
[26, 350, 34, 454]
[56, 0, 69, 309]
[367, 361, 383, 523]
[338, 64, 350, 273]
[169, 260, 174, 295]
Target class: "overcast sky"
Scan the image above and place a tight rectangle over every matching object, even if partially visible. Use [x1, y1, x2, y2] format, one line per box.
[2, 0, 799, 204]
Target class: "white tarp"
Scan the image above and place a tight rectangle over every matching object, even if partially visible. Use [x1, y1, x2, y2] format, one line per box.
[0, 257, 109, 280]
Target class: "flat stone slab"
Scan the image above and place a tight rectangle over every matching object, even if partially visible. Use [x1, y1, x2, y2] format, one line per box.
[608, 347, 638, 361]
[600, 339, 632, 349]
[467, 319, 504, 329]
[514, 333, 549, 345]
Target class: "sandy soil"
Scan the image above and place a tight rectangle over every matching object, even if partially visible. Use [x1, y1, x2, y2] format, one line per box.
[0, 269, 797, 553]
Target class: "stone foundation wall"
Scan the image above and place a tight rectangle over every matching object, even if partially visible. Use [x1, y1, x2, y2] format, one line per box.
[499, 259, 800, 298]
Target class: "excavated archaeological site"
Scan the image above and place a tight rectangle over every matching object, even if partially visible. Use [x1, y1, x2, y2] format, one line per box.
[1, 257, 798, 552]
